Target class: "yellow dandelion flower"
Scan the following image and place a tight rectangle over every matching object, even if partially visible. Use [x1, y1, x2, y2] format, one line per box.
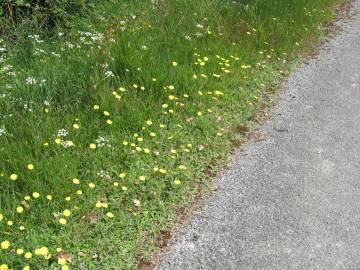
[101, 203, 108, 208]
[139, 175, 146, 181]
[146, 120, 153, 126]
[179, 165, 187, 170]
[16, 248, 24, 255]
[63, 209, 71, 217]
[27, 164, 34, 170]
[23, 266, 30, 270]
[73, 124, 80, 129]
[88, 183, 95, 189]
[24, 252, 32, 259]
[10, 174, 18, 181]
[89, 143, 97, 149]
[46, 195, 53, 200]
[172, 61, 178, 66]
[76, 190, 82, 195]
[7, 221, 13, 226]
[1, 240, 10, 249]
[59, 218, 67, 225]
[93, 105, 100, 110]
[106, 119, 113, 125]
[19, 226, 25, 231]
[106, 212, 114, 218]
[121, 186, 128, 191]
[119, 172, 126, 178]
[58, 258, 66, 265]
[55, 138, 61, 144]
[72, 178, 80, 185]
[95, 202, 102, 208]
[32, 192, 40, 198]
[103, 111, 110, 116]
[0, 213, 3, 221]
[150, 132, 156, 137]
[122, 141, 128, 146]
[65, 196, 71, 201]
[174, 179, 181, 185]
[61, 265, 69, 270]
[16, 206, 24, 213]
[0, 264, 8, 270]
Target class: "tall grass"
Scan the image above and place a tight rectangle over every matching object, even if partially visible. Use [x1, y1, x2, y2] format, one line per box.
[0, 0, 341, 269]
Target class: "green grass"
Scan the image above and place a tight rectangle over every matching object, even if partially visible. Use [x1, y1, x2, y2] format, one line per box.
[0, 0, 342, 269]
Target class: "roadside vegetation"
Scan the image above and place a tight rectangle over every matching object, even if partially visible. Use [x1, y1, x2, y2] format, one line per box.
[0, 0, 343, 269]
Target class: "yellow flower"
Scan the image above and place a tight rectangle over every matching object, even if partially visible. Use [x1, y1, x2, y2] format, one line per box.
[143, 148, 150, 154]
[63, 209, 71, 217]
[139, 176, 146, 181]
[32, 192, 40, 198]
[73, 123, 80, 129]
[122, 141, 128, 146]
[7, 221, 13, 226]
[55, 138, 61, 144]
[89, 143, 97, 149]
[10, 174, 18, 181]
[121, 186, 128, 191]
[113, 182, 119, 187]
[119, 172, 126, 178]
[72, 178, 80, 185]
[95, 202, 102, 208]
[93, 105, 100, 110]
[24, 252, 32, 259]
[179, 165, 186, 170]
[172, 61, 178, 66]
[47, 195, 53, 200]
[23, 266, 30, 270]
[88, 183, 95, 189]
[16, 206, 24, 213]
[0, 264, 8, 270]
[24, 195, 31, 200]
[168, 95, 175, 100]
[174, 179, 181, 185]
[101, 203, 108, 208]
[58, 258, 66, 265]
[0, 213, 3, 221]
[61, 265, 69, 270]
[16, 248, 24, 255]
[19, 226, 25, 231]
[59, 218, 67, 225]
[1, 240, 10, 249]
[106, 119, 113, 125]
[150, 132, 156, 137]
[146, 120, 153, 126]
[76, 190, 82, 195]
[103, 111, 110, 116]
[106, 212, 114, 218]
[27, 164, 34, 170]
[65, 197, 71, 201]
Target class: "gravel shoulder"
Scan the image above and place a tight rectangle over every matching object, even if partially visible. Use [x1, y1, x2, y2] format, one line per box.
[156, 1, 360, 269]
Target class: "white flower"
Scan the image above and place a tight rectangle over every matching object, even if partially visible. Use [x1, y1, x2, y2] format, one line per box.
[105, 70, 114, 78]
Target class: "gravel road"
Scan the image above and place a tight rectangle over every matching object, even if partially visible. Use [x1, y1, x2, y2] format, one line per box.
[156, 1, 360, 269]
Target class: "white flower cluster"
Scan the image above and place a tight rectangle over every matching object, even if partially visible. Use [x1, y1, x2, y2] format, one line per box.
[0, 127, 6, 136]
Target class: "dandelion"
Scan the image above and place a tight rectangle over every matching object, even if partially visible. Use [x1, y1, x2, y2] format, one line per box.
[172, 62, 178, 67]
[58, 258, 66, 265]
[23, 266, 30, 270]
[19, 226, 25, 231]
[106, 212, 114, 218]
[16, 206, 24, 213]
[32, 192, 40, 198]
[1, 240, 10, 249]
[174, 179, 181, 185]
[7, 221, 13, 226]
[17, 248, 24, 255]
[146, 120, 153, 126]
[93, 105, 100, 110]
[106, 119, 113, 125]
[121, 186, 128, 191]
[24, 252, 32, 259]
[46, 195, 53, 200]
[27, 164, 34, 170]
[0, 213, 3, 221]
[89, 143, 97, 149]
[72, 178, 80, 185]
[139, 175, 146, 181]
[59, 218, 67, 225]
[63, 209, 71, 217]
[55, 138, 62, 144]
[0, 265, 8, 270]
[10, 174, 18, 181]
[119, 172, 126, 178]
[62, 265, 69, 270]
[89, 182, 95, 189]
[73, 124, 80, 129]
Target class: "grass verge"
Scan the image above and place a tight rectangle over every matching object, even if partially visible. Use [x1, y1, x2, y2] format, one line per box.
[0, 0, 344, 269]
